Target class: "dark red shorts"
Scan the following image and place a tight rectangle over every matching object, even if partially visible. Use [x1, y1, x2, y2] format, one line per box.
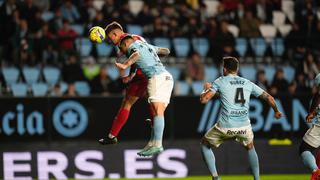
[126, 77, 148, 97]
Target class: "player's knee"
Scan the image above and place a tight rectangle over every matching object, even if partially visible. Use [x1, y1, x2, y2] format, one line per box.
[245, 142, 254, 150]
[299, 140, 316, 155]
[201, 137, 210, 146]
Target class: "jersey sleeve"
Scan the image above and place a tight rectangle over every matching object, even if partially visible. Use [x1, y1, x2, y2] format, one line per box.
[251, 82, 264, 97]
[211, 78, 221, 92]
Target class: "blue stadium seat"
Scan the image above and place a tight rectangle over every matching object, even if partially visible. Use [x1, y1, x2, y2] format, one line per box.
[60, 82, 68, 94]
[191, 38, 209, 57]
[32, 83, 49, 96]
[97, 43, 113, 57]
[205, 66, 218, 82]
[107, 66, 119, 80]
[240, 65, 257, 82]
[250, 38, 267, 57]
[43, 67, 60, 85]
[75, 81, 91, 96]
[282, 65, 295, 83]
[127, 24, 143, 35]
[264, 66, 276, 83]
[174, 81, 190, 95]
[271, 38, 285, 57]
[153, 38, 171, 49]
[75, 38, 92, 57]
[22, 67, 40, 85]
[166, 66, 181, 81]
[235, 38, 248, 57]
[70, 24, 84, 36]
[191, 81, 204, 95]
[41, 11, 54, 22]
[2, 67, 20, 85]
[173, 38, 190, 57]
[11, 83, 28, 96]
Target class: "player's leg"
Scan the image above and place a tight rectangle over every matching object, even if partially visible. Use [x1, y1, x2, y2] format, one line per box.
[244, 142, 260, 180]
[300, 140, 318, 172]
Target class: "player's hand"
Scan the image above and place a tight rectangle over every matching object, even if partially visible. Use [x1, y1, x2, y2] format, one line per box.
[203, 82, 212, 90]
[274, 111, 282, 119]
[122, 75, 132, 84]
[115, 62, 126, 70]
[306, 113, 315, 123]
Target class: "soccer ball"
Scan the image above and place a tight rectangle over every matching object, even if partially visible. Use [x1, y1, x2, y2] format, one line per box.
[89, 26, 106, 43]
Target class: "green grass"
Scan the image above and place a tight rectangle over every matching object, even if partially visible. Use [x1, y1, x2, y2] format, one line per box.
[68, 174, 309, 180]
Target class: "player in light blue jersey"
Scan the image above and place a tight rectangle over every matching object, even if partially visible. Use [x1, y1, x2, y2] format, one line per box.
[115, 34, 174, 157]
[299, 73, 320, 180]
[199, 57, 282, 180]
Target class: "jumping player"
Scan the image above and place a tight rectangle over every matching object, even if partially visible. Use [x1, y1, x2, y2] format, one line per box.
[200, 57, 282, 180]
[299, 73, 320, 180]
[98, 22, 155, 147]
[115, 34, 173, 156]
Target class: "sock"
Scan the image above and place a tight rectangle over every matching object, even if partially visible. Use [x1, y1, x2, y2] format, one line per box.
[109, 108, 130, 137]
[201, 144, 219, 178]
[301, 151, 318, 172]
[248, 148, 260, 180]
[153, 116, 164, 147]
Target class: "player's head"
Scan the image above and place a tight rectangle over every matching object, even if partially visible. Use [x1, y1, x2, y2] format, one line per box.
[222, 56, 239, 75]
[119, 34, 135, 53]
[104, 21, 124, 45]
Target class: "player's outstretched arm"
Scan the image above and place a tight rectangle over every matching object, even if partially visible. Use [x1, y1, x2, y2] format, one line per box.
[200, 82, 215, 104]
[306, 87, 320, 122]
[259, 91, 282, 119]
[115, 51, 140, 70]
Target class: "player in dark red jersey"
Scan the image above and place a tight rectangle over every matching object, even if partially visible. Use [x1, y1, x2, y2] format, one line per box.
[98, 22, 155, 152]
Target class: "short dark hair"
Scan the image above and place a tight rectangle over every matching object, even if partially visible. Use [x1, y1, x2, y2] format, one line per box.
[223, 57, 239, 72]
[119, 35, 134, 47]
[104, 21, 123, 35]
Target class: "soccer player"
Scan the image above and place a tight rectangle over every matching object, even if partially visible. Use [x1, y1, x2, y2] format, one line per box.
[299, 73, 320, 180]
[115, 34, 173, 156]
[199, 57, 282, 180]
[98, 22, 154, 147]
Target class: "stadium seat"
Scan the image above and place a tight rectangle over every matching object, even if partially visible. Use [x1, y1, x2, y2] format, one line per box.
[250, 38, 267, 57]
[107, 66, 119, 80]
[11, 83, 28, 96]
[228, 24, 240, 37]
[127, 24, 143, 35]
[60, 82, 68, 94]
[31, 83, 49, 96]
[174, 81, 190, 96]
[235, 38, 248, 57]
[271, 38, 285, 57]
[70, 24, 84, 36]
[205, 66, 218, 82]
[173, 38, 190, 57]
[75, 38, 92, 57]
[240, 65, 257, 82]
[264, 66, 276, 83]
[2, 67, 20, 85]
[22, 67, 40, 85]
[75, 81, 91, 96]
[97, 43, 113, 57]
[153, 38, 171, 49]
[259, 25, 277, 42]
[282, 65, 295, 83]
[204, 0, 220, 16]
[282, 0, 294, 22]
[166, 66, 181, 81]
[191, 38, 209, 57]
[278, 24, 292, 37]
[191, 81, 204, 95]
[43, 67, 60, 85]
[41, 11, 54, 22]
[272, 11, 286, 27]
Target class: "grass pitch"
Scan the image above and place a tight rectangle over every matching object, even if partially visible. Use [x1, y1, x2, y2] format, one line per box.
[68, 174, 309, 180]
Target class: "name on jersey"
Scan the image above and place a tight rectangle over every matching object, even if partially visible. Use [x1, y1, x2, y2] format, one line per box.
[229, 80, 245, 85]
[230, 110, 248, 115]
[226, 129, 247, 135]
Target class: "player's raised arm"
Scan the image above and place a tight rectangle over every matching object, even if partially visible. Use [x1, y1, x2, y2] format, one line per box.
[306, 86, 320, 122]
[115, 51, 140, 70]
[258, 91, 282, 119]
[200, 82, 216, 104]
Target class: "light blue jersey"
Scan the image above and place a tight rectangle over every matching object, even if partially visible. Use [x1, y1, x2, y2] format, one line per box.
[211, 74, 264, 128]
[126, 41, 166, 78]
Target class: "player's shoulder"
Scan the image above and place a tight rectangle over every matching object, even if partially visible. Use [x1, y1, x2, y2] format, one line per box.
[132, 34, 147, 42]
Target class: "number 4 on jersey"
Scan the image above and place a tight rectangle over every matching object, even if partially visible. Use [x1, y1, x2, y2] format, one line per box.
[235, 88, 245, 105]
